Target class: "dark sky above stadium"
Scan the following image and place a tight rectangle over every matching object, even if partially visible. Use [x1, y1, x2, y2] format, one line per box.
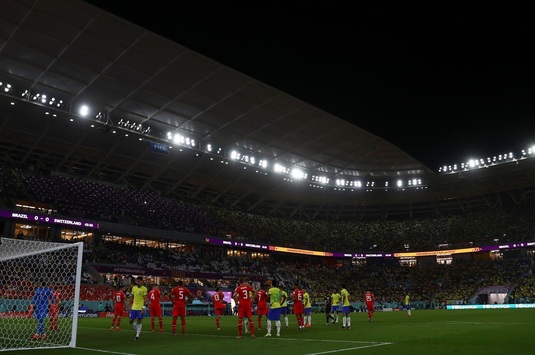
[84, 1, 535, 170]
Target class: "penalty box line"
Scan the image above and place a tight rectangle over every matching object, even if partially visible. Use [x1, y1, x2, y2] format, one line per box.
[76, 328, 394, 354]
[269, 337, 394, 354]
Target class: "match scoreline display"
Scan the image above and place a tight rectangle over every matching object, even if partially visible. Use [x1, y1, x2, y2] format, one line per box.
[0, 209, 99, 229]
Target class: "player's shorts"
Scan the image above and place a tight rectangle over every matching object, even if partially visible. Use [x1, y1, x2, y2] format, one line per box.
[267, 307, 282, 321]
[172, 305, 186, 317]
[257, 306, 268, 316]
[129, 309, 144, 320]
[341, 305, 351, 314]
[366, 302, 375, 312]
[150, 305, 162, 317]
[114, 305, 124, 316]
[293, 303, 304, 314]
[33, 309, 48, 320]
[214, 305, 226, 316]
[304, 307, 312, 315]
[280, 306, 288, 315]
[331, 305, 339, 312]
[49, 305, 59, 315]
[238, 304, 253, 319]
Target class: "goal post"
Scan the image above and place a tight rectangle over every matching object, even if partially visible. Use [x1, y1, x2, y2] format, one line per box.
[0, 237, 83, 352]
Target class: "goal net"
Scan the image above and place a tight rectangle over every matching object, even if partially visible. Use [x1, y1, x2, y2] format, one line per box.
[0, 237, 83, 352]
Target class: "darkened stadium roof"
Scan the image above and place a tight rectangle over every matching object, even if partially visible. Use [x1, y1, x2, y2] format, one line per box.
[1, 0, 535, 219]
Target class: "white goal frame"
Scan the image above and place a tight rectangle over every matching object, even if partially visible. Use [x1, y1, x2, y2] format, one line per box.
[0, 237, 83, 352]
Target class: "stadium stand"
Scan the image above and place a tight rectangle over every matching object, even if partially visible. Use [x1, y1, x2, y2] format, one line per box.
[1, 0, 535, 312]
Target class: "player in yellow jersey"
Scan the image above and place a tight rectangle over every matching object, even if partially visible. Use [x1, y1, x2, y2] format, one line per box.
[404, 293, 412, 316]
[280, 288, 289, 328]
[303, 288, 312, 327]
[265, 280, 285, 337]
[128, 276, 148, 341]
[330, 289, 341, 323]
[340, 284, 351, 330]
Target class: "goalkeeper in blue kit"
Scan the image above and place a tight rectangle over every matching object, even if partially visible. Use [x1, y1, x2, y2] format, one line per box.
[31, 282, 55, 340]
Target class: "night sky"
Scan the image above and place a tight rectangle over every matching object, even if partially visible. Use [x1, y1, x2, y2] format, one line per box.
[84, 1, 535, 170]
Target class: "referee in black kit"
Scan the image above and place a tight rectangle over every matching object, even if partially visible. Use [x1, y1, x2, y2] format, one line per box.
[323, 292, 336, 325]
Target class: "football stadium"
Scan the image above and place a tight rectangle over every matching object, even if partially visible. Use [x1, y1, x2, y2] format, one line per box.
[1, 1, 535, 354]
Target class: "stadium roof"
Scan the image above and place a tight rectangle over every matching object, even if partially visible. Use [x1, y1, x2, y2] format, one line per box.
[1, 0, 535, 219]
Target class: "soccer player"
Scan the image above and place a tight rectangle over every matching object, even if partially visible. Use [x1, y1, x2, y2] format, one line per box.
[404, 293, 412, 316]
[265, 279, 285, 337]
[292, 283, 304, 330]
[31, 282, 55, 340]
[255, 285, 268, 330]
[148, 284, 164, 332]
[212, 287, 226, 330]
[111, 286, 127, 331]
[170, 280, 194, 335]
[303, 287, 312, 327]
[323, 292, 335, 325]
[280, 288, 289, 328]
[340, 284, 351, 330]
[331, 288, 341, 324]
[49, 286, 61, 332]
[243, 287, 254, 333]
[233, 277, 255, 338]
[129, 276, 148, 341]
[364, 289, 375, 322]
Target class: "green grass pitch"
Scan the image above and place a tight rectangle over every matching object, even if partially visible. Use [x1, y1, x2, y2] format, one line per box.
[3, 309, 535, 354]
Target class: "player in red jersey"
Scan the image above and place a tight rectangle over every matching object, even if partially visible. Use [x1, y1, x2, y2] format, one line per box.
[233, 277, 255, 338]
[49, 286, 61, 331]
[364, 289, 375, 322]
[111, 286, 127, 331]
[148, 284, 164, 332]
[254, 285, 268, 330]
[169, 280, 194, 335]
[212, 287, 226, 330]
[292, 284, 305, 330]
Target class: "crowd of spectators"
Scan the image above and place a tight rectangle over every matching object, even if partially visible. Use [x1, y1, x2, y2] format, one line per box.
[1, 166, 535, 306]
[3, 166, 535, 254]
[71, 238, 534, 308]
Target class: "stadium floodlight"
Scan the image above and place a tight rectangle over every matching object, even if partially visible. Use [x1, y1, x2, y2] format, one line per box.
[258, 159, 268, 169]
[273, 163, 288, 174]
[0, 237, 83, 352]
[0, 81, 12, 93]
[230, 150, 240, 160]
[313, 175, 329, 185]
[290, 168, 306, 180]
[467, 159, 477, 168]
[78, 105, 89, 117]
